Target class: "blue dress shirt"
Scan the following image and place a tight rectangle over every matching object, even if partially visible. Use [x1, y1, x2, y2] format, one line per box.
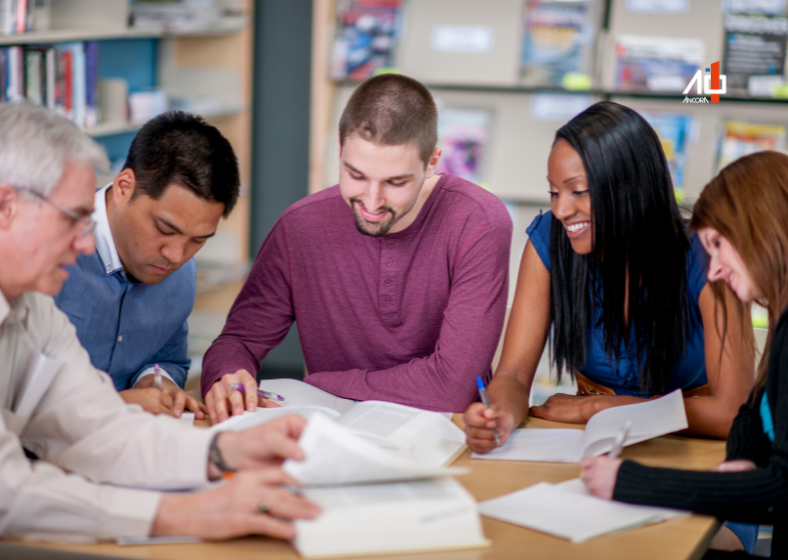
[54, 185, 196, 391]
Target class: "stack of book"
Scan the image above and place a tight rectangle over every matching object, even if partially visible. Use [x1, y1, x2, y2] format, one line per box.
[0, 41, 99, 129]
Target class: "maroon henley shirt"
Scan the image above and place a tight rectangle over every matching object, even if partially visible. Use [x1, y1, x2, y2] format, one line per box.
[201, 173, 512, 412]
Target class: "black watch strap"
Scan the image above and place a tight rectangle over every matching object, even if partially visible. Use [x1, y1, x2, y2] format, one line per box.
[209, 433, 236, 473]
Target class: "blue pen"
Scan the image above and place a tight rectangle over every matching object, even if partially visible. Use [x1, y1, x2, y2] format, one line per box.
[476, 376, 501, 446]
[228, 383, 285, 403]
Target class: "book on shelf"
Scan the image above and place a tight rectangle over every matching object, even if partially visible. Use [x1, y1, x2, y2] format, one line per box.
[519, 0, 598, 88]
[435, 107, 493, 184]
[472, 388, 688, 463]
[0, 40, 98, 129]
[330, 0, 402, 81]
[723, 12, 788, 96]
[641, 111, 694, 198]
[0, 0, 48, 36]
[614, 35, 704, 93]
[716, 120, 787, 171]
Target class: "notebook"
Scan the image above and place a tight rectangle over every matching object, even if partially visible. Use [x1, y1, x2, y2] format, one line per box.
[472, 389, 688, 463]
[211, 379, 466, 468]
[479, 478, 688, 542]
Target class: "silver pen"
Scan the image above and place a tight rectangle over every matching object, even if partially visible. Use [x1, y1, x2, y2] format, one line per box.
[608, 420, 632, 458]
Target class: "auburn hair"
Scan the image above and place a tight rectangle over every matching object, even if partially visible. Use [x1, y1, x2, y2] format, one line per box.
[691, 150, 788, 398]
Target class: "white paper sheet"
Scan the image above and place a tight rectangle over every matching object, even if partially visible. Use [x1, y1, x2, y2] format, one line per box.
[472, 429, 584, 462]
[258, 378, 357, 413]
[479, 479, 688, 542]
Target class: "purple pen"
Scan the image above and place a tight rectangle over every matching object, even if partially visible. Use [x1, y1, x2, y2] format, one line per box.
[228, 383, 285, 402]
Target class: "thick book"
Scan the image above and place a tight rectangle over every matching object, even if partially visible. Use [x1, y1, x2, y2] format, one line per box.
[472, 388, 688, 463]
[479, 478, 688, 542]
[211, 378, 466, 468]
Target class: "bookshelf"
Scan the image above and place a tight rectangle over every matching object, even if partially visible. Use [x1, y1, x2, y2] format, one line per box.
[0, 0, 255, 366]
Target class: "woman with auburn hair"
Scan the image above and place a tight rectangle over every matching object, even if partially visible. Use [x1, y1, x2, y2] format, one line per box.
[464, 101, 756, 551]
[581, 150, 788, 559]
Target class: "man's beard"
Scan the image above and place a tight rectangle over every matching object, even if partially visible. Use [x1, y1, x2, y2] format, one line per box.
[350, 199, 397, 237]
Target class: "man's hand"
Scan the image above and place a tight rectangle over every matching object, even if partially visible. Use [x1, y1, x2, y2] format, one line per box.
[205, 369, 280, 424]
[580, 456, 623, 500]
[134, 375, 208, 419]
[530, 394, 634, 424]
[120, 387, 177, 417]
[464, 402, 516, 453]
[713, 459, 757, 473]
[208, 415, 308, 479]
[151, 468, 320, 541]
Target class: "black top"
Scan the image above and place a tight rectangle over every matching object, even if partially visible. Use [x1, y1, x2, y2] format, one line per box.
[614, 309, 788, 558]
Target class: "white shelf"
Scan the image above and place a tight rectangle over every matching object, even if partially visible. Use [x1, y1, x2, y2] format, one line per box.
[0, 17, 247, 46]
[87, 103, 245, 138]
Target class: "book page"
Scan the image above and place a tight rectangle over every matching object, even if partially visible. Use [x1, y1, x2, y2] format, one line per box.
[284, 414, 465, 486]
[581, 389, 688, 457]
[258, 378, 357, 413]
[471, 429, 584, 463]
[335, 401, 466, 467]
[303, 478, 467, 510]
[479, 479, 687, 542]
[208, 406, 339, 434]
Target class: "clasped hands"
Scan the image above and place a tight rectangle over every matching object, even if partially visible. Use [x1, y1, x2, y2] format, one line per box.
[152, 414, 320, 540]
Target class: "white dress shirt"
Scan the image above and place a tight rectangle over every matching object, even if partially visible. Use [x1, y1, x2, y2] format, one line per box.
[0, 289, 212, 541]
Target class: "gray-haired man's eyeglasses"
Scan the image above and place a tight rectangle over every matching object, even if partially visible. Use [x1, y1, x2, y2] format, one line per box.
[16, 187, 96, 238]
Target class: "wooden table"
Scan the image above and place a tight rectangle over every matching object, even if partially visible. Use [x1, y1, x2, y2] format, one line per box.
[0, 417, 725, 560]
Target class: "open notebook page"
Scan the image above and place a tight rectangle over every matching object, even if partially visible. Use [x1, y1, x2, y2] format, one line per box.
[335, 401, 466, 467]
[479, 478, 688, 542]
[208, 406, 340, 433]
[258, 378, 357, 413]
[471, 429, 584, 462]
[284, 414, 466, 486]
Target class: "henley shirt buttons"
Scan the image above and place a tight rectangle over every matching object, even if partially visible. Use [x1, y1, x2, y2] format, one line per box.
[385, 297, 392, 304]
[386, 259, 392, 267]
[387, 241, 394, 248]
[385, 279, 392, 286]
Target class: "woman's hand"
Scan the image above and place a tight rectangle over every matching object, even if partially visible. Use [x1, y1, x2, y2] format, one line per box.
[713, 459, 757, 473]
[464, 402, 516, 453]
[579, 456, 623, 500]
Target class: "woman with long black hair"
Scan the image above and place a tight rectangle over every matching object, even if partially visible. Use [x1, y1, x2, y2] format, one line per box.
[464, 101, 756, 551]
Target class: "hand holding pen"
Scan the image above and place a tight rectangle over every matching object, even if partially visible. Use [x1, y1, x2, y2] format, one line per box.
[228, 383, 286, 405]
[476, 376, 501, 446]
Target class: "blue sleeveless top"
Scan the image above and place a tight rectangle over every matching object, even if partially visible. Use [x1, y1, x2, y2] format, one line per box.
[526, 211, 710, 397]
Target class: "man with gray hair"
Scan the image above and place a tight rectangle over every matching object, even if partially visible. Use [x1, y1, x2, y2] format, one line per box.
[0, 103, 318, 541]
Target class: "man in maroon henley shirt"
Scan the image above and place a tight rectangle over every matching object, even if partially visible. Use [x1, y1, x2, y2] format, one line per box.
[202, 74, 512, 421]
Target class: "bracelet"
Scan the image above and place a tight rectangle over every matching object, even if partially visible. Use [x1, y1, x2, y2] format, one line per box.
[208, 433, 236, 473]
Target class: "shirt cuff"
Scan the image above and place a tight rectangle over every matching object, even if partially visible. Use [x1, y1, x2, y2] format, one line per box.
[135, 367, 176, 387]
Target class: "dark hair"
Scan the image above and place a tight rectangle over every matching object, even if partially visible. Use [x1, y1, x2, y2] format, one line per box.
[123, 111, 240, 217]
[550, 101, 690, 394]
[339, 73, 437, 166]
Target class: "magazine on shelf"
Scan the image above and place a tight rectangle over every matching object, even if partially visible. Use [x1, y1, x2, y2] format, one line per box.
[330, 0, 403, 81]
[614, 35, 704, 93]
[716, 120, 787, 171]
[723, 13, 788, 95]
[519, 0, 597, 87]
[725, 0, 787, 15]
[641, 111, 694, 197]
[436, 107, 493, 184]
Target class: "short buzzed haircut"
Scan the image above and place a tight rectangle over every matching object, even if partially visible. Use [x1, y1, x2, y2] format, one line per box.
[123, 111, 240, 217]
[339, 74, 438, 166]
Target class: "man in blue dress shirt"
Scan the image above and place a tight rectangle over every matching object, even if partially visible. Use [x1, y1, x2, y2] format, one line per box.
[55, 111, 240, 419]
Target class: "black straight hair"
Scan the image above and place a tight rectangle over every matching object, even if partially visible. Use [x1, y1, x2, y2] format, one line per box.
[550, 101, 690, 394]
[123, 111, 240, 217]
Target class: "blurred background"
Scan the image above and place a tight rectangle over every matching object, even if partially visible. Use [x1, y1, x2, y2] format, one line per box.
[0, 0, 781, 401]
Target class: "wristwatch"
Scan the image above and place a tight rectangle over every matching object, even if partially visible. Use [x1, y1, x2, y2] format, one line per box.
[209, 433, 236, 473]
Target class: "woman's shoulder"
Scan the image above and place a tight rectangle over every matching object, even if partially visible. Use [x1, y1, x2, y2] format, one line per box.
[526, 210, 553, 271]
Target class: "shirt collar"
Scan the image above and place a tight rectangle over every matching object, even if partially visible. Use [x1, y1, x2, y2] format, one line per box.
[0, 289, 9, 325]
[0, 289, 29, 326]
[94, 184, 124, 275]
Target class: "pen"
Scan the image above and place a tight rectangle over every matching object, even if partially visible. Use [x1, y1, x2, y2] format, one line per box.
[153, 363, 162, 391]
[476, 376, 501, 446]
[608, 420, 632, 458]
[228, 383, 285, 403]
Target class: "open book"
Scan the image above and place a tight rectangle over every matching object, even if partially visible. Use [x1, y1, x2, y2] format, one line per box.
[285, 414, 487, 557]
[472, 389, 688, 463]
[479, 478, 688, 542]
[212, 378, 466, 468]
